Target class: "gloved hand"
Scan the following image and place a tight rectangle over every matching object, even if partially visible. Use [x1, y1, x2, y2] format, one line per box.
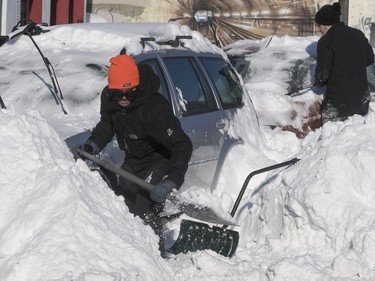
[150, 180, 177, 203]
[81, 140, 99, 155]
[72, 140, 100, 160]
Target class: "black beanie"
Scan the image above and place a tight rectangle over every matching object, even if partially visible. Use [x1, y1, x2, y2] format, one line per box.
[315, 2, 341, 26]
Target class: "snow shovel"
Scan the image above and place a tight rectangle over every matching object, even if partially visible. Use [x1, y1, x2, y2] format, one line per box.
[75, 148, 236, 226]
[286, 83, 313, 96]
[168, 157, 300, 258]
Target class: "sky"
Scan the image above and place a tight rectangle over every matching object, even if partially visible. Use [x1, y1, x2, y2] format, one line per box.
[0, 17, 375, 281]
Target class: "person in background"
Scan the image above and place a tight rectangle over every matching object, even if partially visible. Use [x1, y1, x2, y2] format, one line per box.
[314, 2, 374, 124]
[75, 54, 192, 257]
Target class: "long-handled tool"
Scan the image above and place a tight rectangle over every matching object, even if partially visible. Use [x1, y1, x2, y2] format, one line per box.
[77, 148, 299, 257]
[168, 157, 300, 257]
[75, 148, 236, 226]
[286, 83, 313, 96]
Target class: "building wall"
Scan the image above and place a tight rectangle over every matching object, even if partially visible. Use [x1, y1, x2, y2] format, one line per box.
[1, 0, 374, 41]
[1, 0, 22, 35]
[87, 0, 150, 21]
[85, 0, 375, 45]
[338, 0, 374, 43]
[88, 0, 150, 6]
[88, 3, 145, 19]
[347, 0, 375, 27]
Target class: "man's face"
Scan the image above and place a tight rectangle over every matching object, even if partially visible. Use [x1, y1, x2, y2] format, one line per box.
[316, 24, 331, 35]
[110, 87, 138, 107]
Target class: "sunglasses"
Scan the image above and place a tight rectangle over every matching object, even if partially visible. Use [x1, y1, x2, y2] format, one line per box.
[110, 87, 138, 101]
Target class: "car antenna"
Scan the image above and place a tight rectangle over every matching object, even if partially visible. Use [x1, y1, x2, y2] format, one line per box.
[265, 0, 294, 48]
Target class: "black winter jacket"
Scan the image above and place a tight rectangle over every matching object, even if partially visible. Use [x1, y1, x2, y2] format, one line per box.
[315, 22, 374, 117]
[89, 64, 193, 187]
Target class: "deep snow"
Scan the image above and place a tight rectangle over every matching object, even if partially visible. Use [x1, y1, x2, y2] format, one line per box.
[0, 21, 375, 281]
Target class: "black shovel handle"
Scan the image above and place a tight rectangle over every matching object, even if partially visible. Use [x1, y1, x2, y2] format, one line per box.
[230, 158, 300, 218]
[286, 84, 313, 96]
[75, 148, 155, 192]
[76, 148, 238, 225]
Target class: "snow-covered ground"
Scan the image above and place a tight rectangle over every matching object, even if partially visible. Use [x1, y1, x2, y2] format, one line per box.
[0, 21, 375, 281]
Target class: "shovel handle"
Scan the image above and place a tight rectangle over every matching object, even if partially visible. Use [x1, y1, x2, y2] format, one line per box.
[76, 149, 237, 225]
[75, 148, 155, 192]
[230, 158, 300, 218]
[286, 84, 313, 96]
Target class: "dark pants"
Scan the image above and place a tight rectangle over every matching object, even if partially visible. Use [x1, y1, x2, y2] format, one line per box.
[112, 160, 169, 258]
[321, 96, 369, 125]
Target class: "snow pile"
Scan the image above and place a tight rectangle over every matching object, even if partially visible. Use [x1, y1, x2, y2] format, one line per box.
[0, 21, 375, 280]
[227, 35, 323, 136]
[233, 112, 375, 279]
[0, 109, 172, 280]
[0, 22, 223, 136]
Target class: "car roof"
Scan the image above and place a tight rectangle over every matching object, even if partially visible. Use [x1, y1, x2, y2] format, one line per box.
[134, 48, 225, 59]
[116, 34, 226, 60]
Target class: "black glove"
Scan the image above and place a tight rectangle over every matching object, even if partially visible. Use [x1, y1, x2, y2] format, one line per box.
[150, 180, 177, 203]
[82, 140, 99, 154]
[72, 140, 99, 160]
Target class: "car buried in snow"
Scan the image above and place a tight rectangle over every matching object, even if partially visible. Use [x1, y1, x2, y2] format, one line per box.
[66, 44, 258, 191]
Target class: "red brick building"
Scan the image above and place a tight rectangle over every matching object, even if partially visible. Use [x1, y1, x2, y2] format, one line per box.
[0, 0, 86, 36]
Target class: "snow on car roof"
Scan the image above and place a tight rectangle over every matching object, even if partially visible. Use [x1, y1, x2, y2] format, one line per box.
[24, 22, 224, 56]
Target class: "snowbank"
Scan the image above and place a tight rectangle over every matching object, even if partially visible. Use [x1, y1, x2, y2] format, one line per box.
[1, 21, 375, 280]
[0, 109, 173, 280]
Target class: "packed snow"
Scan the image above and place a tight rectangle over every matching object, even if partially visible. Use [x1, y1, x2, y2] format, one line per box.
[0, 21, 375, 281]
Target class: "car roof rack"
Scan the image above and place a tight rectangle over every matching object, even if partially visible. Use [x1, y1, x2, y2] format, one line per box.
[141, 35, 193, 48]
[140, 37, 156, 49]
[121, 35, 193, 55]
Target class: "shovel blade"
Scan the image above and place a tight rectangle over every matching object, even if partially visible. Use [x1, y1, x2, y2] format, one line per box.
[168, 219, 239, 258]
[167, 194, 237, 226]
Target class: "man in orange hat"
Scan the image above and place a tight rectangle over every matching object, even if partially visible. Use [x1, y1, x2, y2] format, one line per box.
[314, 2, 374, 124]
[76, 54, 192, 257]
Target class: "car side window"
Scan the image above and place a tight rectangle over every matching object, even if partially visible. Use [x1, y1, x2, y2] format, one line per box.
[139, 59, 170, 103]
[200, 58, 244, 109]
[164, 57, 217, 116]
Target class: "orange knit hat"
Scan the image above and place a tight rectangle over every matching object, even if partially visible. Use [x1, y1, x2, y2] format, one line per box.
[108, 55, 139, 90]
